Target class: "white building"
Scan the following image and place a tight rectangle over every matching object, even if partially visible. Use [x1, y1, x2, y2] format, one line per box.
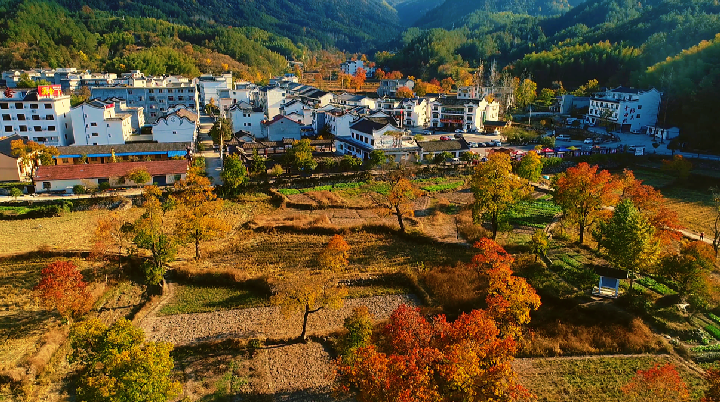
[340, 60, 375, 77]
[152, 108, 198, 143]
[197, 73, 233, 107]
[334, 93, 376, 109]
[552, 94, 590, 115]
[229, 102, 264, 138]
[429, 97, 500, 132]
[378, 79, 414, 98]
[335, 116, 418, 162]
[262, 115, 303, 142]
[325, 110, 358, 138]
[269, 74, 299, 86]
[259, 87, 287, 120]
[0, 86, 74, 146]
[69, 100, 132, 146]
[376, 98, 430, 128]
[584, 87, 662, 132]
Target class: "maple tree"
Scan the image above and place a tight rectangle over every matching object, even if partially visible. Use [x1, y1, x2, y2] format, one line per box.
[70, 318, 181, 402]
[11, 139, 59, 169]
[441, 77, 455, 93]
[621, 363, 689, 402]
[131, 186, 176, 285]
[352, 67, 367, 92]
[34, 260, 92, 322]
[471, 152, 531, 239]
[386, 70, 403, 80]
[171, 169, 229, 260]
[553, 162, 621, 244]
[318, 234, 350, 271]
[621, 170, 683, 250]
[395, 86, 413, 98]
[271, 272, 347, 341]
[597, 199, 659, 291]
[91, 212, 133, 273]
[337, 304, 531, 402]
[515, 150, 543, 182]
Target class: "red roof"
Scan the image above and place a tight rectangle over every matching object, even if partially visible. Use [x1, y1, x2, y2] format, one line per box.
[264, 114, 302, 126]
[34, 160, 188, 181]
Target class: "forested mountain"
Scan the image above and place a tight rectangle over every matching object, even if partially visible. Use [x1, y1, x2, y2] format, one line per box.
[394, 0, 445, 26]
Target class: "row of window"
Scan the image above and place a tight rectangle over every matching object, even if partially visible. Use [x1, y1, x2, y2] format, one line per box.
[351, 132, 375, 146]
[127, 88, 194, 94]
[4, 125, 57, 132]
[2, 114, 55, 121]
[0, 103, 53, 110]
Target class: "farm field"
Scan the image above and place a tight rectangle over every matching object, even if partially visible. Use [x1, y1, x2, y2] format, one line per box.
[515, 355, 706, 401]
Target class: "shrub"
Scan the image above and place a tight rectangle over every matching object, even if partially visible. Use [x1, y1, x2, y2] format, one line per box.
[73, 184, 86, 194]
[98, 182, 111, 192]
[707, 325, 720, 341]
[340, 306, 374, 362]
[710, 313, 720, 326]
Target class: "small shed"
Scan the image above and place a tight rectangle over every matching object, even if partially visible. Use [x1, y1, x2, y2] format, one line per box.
[592, 266, 629, 298]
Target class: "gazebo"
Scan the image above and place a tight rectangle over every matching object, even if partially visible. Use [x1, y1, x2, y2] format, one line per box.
[592, 266, 629, 298]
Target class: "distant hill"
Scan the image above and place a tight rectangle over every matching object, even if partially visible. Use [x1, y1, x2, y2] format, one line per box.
[393, 0, 445, 26]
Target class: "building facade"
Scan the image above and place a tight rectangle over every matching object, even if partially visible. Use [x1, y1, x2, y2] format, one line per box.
[0, 87, 73, 146]
[378, 79, 415, 98]
[229, 103, 264, 138]
[584, 87, 662, 132]
[428, 97, 500, 132]
[69, 100, 132, 146]
[91, 83, 199, 123]
[335, 117, 418, 162]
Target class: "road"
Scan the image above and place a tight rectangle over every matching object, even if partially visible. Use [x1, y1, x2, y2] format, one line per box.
[197, 114, 222, 185]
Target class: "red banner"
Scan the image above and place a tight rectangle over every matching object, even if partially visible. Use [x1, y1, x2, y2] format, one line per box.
[440, 118, 463, 124]
[38, 85, 62, 98]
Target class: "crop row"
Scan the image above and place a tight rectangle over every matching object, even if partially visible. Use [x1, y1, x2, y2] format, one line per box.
[636, 277, 676, 296]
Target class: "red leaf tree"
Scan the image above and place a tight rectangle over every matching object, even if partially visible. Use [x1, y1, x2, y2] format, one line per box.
[337, 304, 532, 402]
[622, 363, 689, 402]
[34, 261, 91, 322]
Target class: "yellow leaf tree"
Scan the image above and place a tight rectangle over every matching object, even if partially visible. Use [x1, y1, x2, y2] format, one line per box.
[319, 234, 350, 271]
[171, 169, 229, 260]
[373, 173, 423, 233]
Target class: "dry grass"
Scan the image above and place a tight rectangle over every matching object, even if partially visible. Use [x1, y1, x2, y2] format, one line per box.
[514, 354, 706, 402]
[306, 190, 347, 208]
[662, 189, 716, 235]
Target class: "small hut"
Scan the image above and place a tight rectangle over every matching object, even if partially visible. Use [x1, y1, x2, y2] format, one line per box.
[592, 266, 628, 298]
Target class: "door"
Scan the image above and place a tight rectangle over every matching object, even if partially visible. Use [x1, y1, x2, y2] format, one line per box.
[153, 175, 167, 186]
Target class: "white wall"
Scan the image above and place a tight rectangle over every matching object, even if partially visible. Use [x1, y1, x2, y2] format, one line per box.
[229, 108, 264, 138]
[265, 118, 302, 142]
[153, 115, 196, 143]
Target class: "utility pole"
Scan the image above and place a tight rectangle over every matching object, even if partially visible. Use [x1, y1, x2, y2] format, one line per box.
[219, 110, 224, 165]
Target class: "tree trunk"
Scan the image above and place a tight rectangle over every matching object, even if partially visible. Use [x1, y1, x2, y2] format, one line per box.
[395, 206, 405, 233]
[195, 229, 201, 260]
[579, 222, 585, 244]
[299, 305, 323, 341]
[491, 212, 498, 239]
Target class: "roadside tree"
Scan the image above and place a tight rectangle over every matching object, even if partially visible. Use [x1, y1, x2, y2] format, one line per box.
[221, 154, 248, 194]
[516, 150, 543, 182]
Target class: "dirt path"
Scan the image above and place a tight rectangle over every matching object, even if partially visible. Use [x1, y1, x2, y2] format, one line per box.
[139, 293, 420, 346]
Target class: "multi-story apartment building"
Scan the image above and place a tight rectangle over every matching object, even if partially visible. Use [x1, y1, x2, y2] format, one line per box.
[334, 93, 376, 109]
[428, 97, 500, 132]
[584, 87, 662, 132]
[340, 60, 375, 77]
[0, 86, 73, 146]
[91, 83, 199, 123]
[197, 73, 233, 106]
[258, 86, 287, 119]
[69, 100, 133, 146]
[376, 98, 430, 128]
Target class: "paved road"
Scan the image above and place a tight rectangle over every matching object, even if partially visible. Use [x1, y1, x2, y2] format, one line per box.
[197, 116, 222, 185]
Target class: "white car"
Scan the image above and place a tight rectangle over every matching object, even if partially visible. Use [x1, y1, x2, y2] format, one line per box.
[467, 141, 478, 148]
[583, 138, 594, 144]
[490, 140, 502, 147]
[455, 129, 466, 133]
[556, 134, 571, 141]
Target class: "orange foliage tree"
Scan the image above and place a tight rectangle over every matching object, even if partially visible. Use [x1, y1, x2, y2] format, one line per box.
[336, 304, 532, 402]
[34, 261, 91, 322]
[662, 154, 692, 180]
[319, 234, 350, 271]
[441, 77, 456, 93]
[375, 174, 423, 233]
[621, 363, 689, 402]
[395, 86, 414, 99]
[703, 367, 720, 402]
[352, 68, 367, 92]
[386, 70, 403, 80]
[621, 170, 683, 249]
[553, 162, 621, 243]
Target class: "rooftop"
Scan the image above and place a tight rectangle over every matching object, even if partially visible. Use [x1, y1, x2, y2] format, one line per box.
[350, 117, 398, 134]
[55, 142, 190, 157]
[417, 139, 470, 152]
[34, 159, 188, 181]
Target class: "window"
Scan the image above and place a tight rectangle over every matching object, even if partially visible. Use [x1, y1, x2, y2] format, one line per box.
[158, 89, 163, 93]
[172, 131, 177, 135]
[32, 115, 40, 120]
[15, 103, 23, 109]
[43, 182, 51, 190]
[48, 126, 55, 131]
[149, 89, 154, 93]
[174, 174, 181, 182]
[107, 124, 110, 127]
[19, 126, 27, 132]
[168, 96, 174, 101]
[467, 107, 473, 112]
[0, 103, 7, 109]
[2, 114, 9, 121]
[128, 90, 133, 94]
[30, 104, 38, 109]
[638, 105, 642, 109]
[149, 96, 155, 101]
[91, 132, 99, 136]
[46, 115, 54, 120]
[247, 122, 251, 126]
[34, 126, 42, 131]
[17, 114, 25, 120]
[44, 104, 51, 109]
[4, 126, 11, 132]
[637, 114, 640, 118]
[91, 122, 97, 127]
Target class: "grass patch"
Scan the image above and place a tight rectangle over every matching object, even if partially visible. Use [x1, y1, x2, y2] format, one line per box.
[345, 284, 413, 299]
[158, 284, 268, 316]
[516, 355, 705, 401]
[706, 325, 720, 341]
[420, 181, 464, 193]
[636, 276, 676, 296]
[503, 199, 561, 229]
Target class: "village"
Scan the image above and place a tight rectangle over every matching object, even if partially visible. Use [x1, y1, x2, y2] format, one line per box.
[1, 60, 720, 402]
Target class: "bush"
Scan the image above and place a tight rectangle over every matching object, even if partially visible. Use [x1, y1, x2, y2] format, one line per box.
[73, 185, 86, 194]
[98, 182, 111, 192]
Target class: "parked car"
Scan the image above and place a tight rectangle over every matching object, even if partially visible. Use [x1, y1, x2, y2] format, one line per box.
[467, 141, 478, 148]
[490, 140, 502, 147]
[583, 138, 594, 144]
[440, 135, 451, 141]
[422, 130, 432, 135]
[455, 128, 466, 133]
[556, 134, 571, 141]
[454, 133, 464, 139]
